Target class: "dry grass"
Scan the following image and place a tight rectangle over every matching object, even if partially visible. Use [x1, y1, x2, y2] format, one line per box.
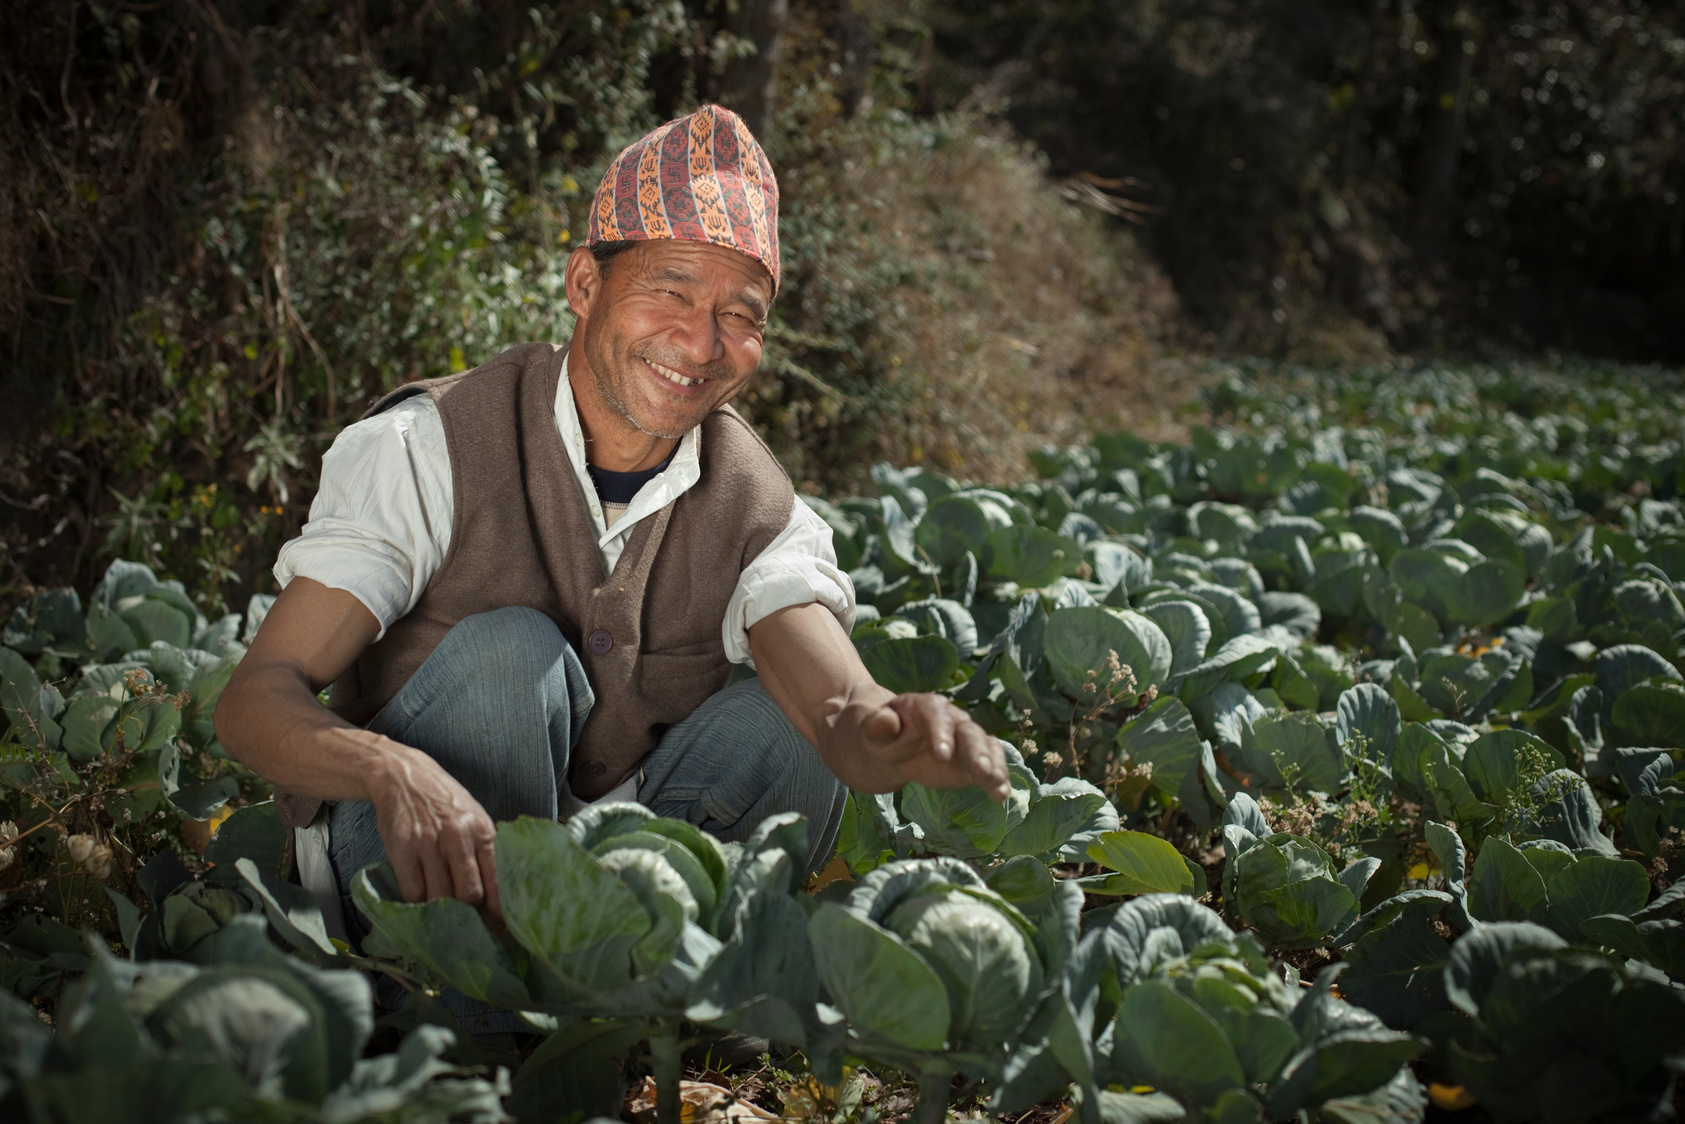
[873, 129, 1194, 482]
[772, 108, 1196, 489]
[752, 4, 1202, 493]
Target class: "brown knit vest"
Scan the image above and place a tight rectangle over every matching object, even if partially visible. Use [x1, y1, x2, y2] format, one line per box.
[274, 342, 794, 829]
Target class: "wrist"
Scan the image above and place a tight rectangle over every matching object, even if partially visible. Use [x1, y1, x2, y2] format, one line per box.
[346, 731, 423, 805]
[819, 692, 911, 793]
[816, 688, 888, 753]
[828, 680, 895, 723]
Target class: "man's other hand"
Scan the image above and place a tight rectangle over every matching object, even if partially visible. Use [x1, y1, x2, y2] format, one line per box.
[216, 577, 503, 921]
[367, 746, 502, 920]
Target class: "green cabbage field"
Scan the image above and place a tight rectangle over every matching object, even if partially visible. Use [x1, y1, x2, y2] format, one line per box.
[3, 361, 1685, 1124]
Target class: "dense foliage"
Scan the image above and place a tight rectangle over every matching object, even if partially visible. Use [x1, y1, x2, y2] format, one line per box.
[0, 915, 508, 1124]
[0, 559, 268, 955]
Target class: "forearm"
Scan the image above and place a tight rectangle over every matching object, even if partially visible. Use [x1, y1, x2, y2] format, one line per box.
[226, 576, 498, 911]
[213, 576, 419, 804]
[747, 603, 909, 792]
[751, 601, 1008, 798]
[214, 659, 411, 803]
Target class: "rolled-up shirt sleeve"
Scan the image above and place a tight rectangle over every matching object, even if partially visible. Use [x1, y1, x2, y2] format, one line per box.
[723, 496, 857, 666]
[273, 397, 453, 640]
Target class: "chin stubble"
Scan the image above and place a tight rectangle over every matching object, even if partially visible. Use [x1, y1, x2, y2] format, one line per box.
[595, 373, 689, 440]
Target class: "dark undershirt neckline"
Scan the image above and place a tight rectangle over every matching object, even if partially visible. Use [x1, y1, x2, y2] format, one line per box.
[586, 446, 679, 504]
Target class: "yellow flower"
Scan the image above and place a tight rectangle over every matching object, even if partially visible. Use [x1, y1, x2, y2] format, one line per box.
[206, 804, 236, 836]
[1429, 1083, 1476, 1110]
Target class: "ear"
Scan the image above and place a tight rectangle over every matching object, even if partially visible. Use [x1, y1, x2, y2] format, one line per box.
[564, 247, 607, 321]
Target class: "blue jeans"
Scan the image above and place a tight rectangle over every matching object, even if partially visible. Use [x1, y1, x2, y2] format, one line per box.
[327, 607, 846, 1028]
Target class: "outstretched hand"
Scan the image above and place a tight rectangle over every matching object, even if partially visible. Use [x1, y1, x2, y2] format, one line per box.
[854, 693, 1010, 799]
[748, 601, 1012, 801]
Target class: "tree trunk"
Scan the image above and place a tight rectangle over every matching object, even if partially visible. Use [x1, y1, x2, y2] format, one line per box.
[1411, 0, 1480, 264]
[1338, 0, 1392, 188]
[831, 0, 876, 118]
[717, 0, 790, 137]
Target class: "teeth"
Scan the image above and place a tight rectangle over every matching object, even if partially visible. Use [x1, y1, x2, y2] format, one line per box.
[648, 359, 702, 387]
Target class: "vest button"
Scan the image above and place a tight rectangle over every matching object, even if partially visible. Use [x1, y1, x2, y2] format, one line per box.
[582, 761, 607, 776]
[587, 628, 613, 655]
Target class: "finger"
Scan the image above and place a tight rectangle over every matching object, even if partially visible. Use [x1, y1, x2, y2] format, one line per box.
[478, 838, 503, 923]
[420, 848, 456, 903]
[918, 696, 959, 763]
[392, 849, 428, 905]
[906, 694, 965, 763]
[382, 824, 428, 904]
[445, 832, 486, 908]
[960, 726, 1010, 798]
[861, 702, 903, 745]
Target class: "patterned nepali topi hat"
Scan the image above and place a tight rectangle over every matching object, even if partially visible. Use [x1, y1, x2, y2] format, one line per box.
[586, 104, 781, 293]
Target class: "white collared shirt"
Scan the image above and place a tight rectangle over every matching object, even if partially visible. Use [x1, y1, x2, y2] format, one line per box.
[274, 354, 856, 664]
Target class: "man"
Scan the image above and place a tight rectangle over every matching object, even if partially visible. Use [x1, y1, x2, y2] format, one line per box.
[215, 105, 1005, 942]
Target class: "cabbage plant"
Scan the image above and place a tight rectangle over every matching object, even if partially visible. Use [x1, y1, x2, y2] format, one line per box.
[0, 558, 263, 823]
[998, 895, 1429, 1124]
[1614, 747, 1685, 861]
[1579, 876, 1685, 983]
[834, 740, 1118, 873]
[354, 805, 816, 1124]
[1218, 793, 1379, 949]
[1463, 834, 1651, 939]
[1444, 921, 1685, 1122]
[0, 915, 506, 1124]
[808, 856, 1081, 1124]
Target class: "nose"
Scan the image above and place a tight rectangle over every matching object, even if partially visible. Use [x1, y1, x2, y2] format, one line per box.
[667, 302, 725, 368]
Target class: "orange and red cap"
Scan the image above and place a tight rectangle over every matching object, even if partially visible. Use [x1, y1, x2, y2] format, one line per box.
[585, 104, 781, 294]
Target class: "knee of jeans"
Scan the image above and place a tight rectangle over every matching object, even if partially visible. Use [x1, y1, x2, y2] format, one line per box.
[755, 704, 843, 802]
[443, 606, 570, 673]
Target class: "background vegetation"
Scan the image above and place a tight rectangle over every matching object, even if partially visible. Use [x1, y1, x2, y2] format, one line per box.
[1, 0, 1680, 618]
[929, 0, 1685, 361]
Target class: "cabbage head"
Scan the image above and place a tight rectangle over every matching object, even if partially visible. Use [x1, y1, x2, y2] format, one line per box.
[810, 857, 1070, 1063]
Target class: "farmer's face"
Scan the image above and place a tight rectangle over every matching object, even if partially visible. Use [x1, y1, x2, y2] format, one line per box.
[567, 240, 771, 440]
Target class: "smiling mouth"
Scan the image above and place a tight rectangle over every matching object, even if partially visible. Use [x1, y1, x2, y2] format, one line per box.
[644, 358, 708, 388]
